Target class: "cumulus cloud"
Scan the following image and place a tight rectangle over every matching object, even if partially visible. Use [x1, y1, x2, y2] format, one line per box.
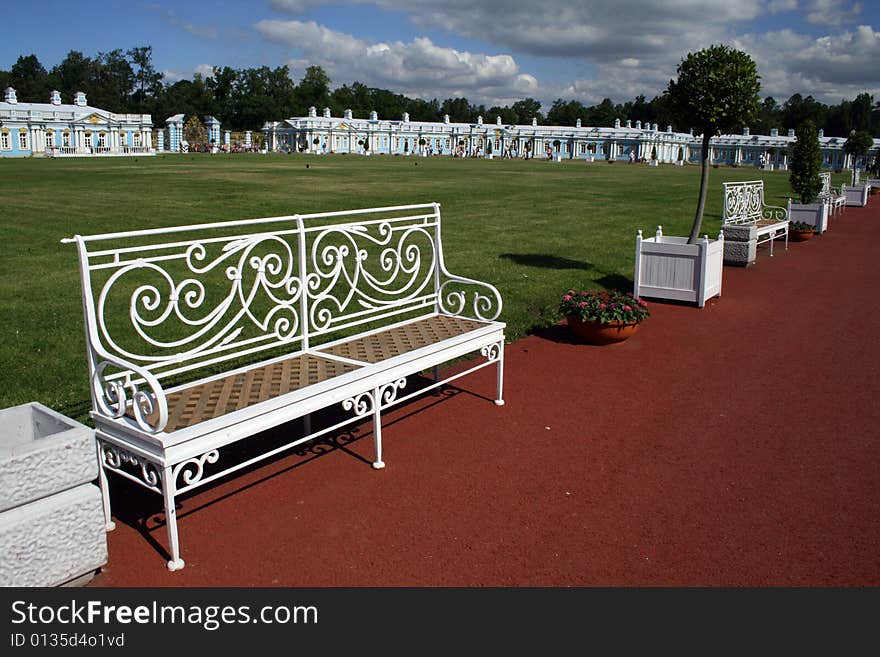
[163, 64, 217, 83]
[733, 25, 880, 101]
[260, 0, 878, 106]
[255, 19, 537, 104]
[805, 0, 862, 26]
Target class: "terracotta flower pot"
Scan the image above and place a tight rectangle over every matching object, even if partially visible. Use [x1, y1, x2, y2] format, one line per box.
[567, 316, 640, 344]
[789, 228, 815, 242]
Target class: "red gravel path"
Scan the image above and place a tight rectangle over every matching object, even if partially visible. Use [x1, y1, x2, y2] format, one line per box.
[90, 198, 880, 587]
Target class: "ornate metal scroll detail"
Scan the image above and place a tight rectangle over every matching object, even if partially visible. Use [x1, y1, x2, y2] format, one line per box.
[92, 359, 167, 433]
[378, 378, 407, 406]
[724, 182, 788, 225]
[342, 378, 408, 417]
[480, 343, 502, 362]
[342, 390, 375, 417]
[439, 278, 503, 321]
[101, 442, 161, 491]
[172, 450, 220, 489]
[724, 182, 763, 224]
[305, 222, 436, 331]
[96, 234, 303, 365]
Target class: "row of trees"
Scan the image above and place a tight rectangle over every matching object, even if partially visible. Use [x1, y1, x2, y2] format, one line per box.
[2, 48, 879, 137]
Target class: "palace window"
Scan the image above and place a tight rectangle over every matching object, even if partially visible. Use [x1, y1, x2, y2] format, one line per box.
[1, 131, 10, 150]
[62, 132, 71, 147]
[133, 132, 141, 146]
[84, 133, 93, 149]
[18, 131, 29, 150]
[98, 133, 107, 148]
[45, 132, 54, 149]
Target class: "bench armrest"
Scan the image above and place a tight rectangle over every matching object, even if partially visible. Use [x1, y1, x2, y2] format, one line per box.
[91, 348, 169, 434]
[762, 204, 788, 223]
[439, 275, 503, 322]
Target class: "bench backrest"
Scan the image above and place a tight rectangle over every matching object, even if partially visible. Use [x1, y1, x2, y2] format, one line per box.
[67, 203, 449, 388]
[722, 180, 767, 225]
[819, 171, 832, 196]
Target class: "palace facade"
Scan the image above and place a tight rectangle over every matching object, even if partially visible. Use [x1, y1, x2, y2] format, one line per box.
[0, 87, 154, 158]
[263, 106, 878, 170]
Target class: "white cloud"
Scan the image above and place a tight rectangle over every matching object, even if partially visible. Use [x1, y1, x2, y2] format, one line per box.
[805, 0, 862, 26]
[255, 19, 537, 104]
[768, 0, 798, 12]
[733, 25, 880, 101]
[259, 0, 878, 108]
[163, 64, 218, 83]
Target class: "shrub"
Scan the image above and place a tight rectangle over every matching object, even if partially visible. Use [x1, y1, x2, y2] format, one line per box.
[789, 120, 823, 204]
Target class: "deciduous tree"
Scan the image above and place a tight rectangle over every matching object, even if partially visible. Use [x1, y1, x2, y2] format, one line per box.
[667, 45, 761, 243]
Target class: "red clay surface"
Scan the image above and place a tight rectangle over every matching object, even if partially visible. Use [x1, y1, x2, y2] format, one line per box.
[90, 197, 880, 587]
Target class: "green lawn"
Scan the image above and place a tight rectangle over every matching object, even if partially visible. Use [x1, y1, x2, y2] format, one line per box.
[0, 153, 840, 421]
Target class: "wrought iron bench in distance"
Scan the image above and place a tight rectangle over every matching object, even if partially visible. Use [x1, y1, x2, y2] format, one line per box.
[816, 171, 846, 215]
[722, 180, 789, 256]
[64, 203, 505, 570]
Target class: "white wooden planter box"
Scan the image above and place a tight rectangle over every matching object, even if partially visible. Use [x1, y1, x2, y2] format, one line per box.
[843, 185, 869, 206]
[634, 227, 724, 308]
[787, 201, 829, 233]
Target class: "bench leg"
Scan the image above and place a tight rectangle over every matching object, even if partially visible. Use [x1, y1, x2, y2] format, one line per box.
[371, 388, 385, 470]
[161, 466, 185, 571]
[95, 442, 116, 532]
[494, 341, 505, 406]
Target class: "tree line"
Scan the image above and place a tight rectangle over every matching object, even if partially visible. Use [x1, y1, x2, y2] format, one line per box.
[2, 47, 878, 137]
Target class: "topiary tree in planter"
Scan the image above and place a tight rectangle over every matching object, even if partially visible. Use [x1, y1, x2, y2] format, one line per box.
[789, 120, 823, 204]
[844, 130, 874, 172]
[667, 45, 761, 243]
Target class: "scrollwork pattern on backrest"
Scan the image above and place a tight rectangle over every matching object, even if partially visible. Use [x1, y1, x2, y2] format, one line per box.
[94, 231, 304, 375]
[723, 182, 764, 224]
[304, 220, 437, 334]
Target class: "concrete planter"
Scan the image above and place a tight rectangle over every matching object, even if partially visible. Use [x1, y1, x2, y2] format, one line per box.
[0, 403, 97, 512]
[843, 185, 869, 207]
[722, 224, 757, 267]
[0, 402, 107, 586]
[634, 227, 724, 308]
[788, 201, 829, 234]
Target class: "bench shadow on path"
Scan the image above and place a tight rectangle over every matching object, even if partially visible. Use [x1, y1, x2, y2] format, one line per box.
[104, 373, 487, 563]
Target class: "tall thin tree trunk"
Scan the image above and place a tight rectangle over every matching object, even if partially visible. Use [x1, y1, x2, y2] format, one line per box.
[689, 133, 712, 244]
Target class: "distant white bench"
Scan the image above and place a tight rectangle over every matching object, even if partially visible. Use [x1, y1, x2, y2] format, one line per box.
[722, 180, 789, 256]
[64, 203, 506, 570]
[817, 172, 846, 215]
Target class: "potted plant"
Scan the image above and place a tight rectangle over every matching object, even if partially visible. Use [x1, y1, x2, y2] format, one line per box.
[634, 45, 760, 307]
[559, 288, 650, 345]
[787, 120, 829, 233]
[788, 221, 816, 242]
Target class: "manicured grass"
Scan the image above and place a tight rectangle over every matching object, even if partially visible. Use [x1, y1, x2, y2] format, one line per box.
[0, 153, 840, 421]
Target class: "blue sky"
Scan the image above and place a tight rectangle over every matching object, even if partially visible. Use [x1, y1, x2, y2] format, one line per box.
[2, 1, 878, 108]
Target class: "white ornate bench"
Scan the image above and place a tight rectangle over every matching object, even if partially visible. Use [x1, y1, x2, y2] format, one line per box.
[817, 172, 846, 215]
[722, 180, 789, 256]
[64, 203, 505, 570]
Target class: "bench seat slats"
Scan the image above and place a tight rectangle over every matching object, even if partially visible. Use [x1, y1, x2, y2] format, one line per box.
[156, 354, 362, 432]
[319, 315, 488, 364]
